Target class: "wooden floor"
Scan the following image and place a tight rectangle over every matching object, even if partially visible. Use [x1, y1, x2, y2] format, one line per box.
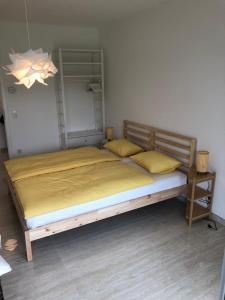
[0, 153, 224, 300]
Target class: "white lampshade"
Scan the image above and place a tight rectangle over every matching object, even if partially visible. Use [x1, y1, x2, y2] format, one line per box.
[4, 48, 58, 89]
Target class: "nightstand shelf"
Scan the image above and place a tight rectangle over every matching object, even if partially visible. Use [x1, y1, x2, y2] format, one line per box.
[189, 170, 215, 183]
[186, 170, 216, 227]
[186, 202, 210, 221]
[187, 185, 212, 201]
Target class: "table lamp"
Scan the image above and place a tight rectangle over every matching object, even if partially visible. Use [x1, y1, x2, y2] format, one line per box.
[106, 127, 114, 141]
[196, 151, 209, 173]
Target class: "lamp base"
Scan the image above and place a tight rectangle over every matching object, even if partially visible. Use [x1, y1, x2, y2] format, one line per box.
[197, 171, 209, 175]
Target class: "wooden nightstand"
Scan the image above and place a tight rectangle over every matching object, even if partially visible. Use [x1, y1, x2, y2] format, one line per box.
[186, 170, 216, 227]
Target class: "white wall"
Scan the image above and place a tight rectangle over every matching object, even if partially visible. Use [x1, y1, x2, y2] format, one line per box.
[101, 0, 225, 219]
[0, 21, 100, 157]
[65, 80, 96, 132]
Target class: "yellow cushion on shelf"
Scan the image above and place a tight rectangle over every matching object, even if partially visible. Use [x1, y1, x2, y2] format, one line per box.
[104, 139, 143, 157]
[131, 151, 181, 174]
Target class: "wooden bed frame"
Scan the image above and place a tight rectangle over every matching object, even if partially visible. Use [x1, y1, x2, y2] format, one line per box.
[5, 120, 196, 262]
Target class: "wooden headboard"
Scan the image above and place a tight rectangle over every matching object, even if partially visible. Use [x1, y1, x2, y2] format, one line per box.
[124, 120, 197, 173]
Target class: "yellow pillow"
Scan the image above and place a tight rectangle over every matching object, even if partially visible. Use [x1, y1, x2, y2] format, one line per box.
[104, 139, 143, 157]
[131, 151, 181, 174]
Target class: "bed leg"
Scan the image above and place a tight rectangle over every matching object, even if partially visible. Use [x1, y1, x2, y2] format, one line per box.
[24, 231, 33, 262]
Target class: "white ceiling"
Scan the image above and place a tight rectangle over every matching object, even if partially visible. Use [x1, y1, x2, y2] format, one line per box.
[0, 0, 165, 26]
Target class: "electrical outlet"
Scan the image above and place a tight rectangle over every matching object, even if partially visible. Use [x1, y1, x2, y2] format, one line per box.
[11, 110, 18, 118]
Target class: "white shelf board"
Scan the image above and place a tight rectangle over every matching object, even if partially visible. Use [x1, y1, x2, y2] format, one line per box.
[67, 129, 104, 139]
[61, 49, 102, 53]
[63, 62, 101, 65]
[63, 75, 101, 78]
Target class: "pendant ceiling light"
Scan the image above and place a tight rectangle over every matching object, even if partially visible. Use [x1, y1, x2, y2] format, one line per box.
[3, 0, 57, 89]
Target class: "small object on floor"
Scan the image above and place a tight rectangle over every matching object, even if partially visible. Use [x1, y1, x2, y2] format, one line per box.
[4, 239, 18, 252]
[208, 219, 218, 231]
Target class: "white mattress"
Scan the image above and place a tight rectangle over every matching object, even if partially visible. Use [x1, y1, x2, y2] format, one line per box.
[26, 159, 187, 229]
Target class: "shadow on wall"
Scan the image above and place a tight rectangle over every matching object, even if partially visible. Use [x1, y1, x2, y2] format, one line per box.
[0, 86, 7, 150]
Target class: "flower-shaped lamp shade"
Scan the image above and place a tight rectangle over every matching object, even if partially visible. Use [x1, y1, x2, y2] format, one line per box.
[4, 48, 58, 89]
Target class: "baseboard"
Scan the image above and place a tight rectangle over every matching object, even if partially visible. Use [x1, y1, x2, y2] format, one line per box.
[211, 213, 225, 227]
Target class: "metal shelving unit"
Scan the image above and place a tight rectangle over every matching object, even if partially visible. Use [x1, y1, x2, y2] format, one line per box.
[57, 48, 105, 149]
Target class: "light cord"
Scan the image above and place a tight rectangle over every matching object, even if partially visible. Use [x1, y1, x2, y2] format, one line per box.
[24, 0, 31, 49]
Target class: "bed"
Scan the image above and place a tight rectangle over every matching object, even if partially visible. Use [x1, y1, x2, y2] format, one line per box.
[5, 120, 196, 262]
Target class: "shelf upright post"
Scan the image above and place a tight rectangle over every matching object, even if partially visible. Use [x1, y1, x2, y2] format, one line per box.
[101, 49, 106, 138]
[58, 48, 68, 149]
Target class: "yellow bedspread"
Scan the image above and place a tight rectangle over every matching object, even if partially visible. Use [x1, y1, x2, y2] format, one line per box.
[5, 147, 119, 182]
[15, 161, 154, 219]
